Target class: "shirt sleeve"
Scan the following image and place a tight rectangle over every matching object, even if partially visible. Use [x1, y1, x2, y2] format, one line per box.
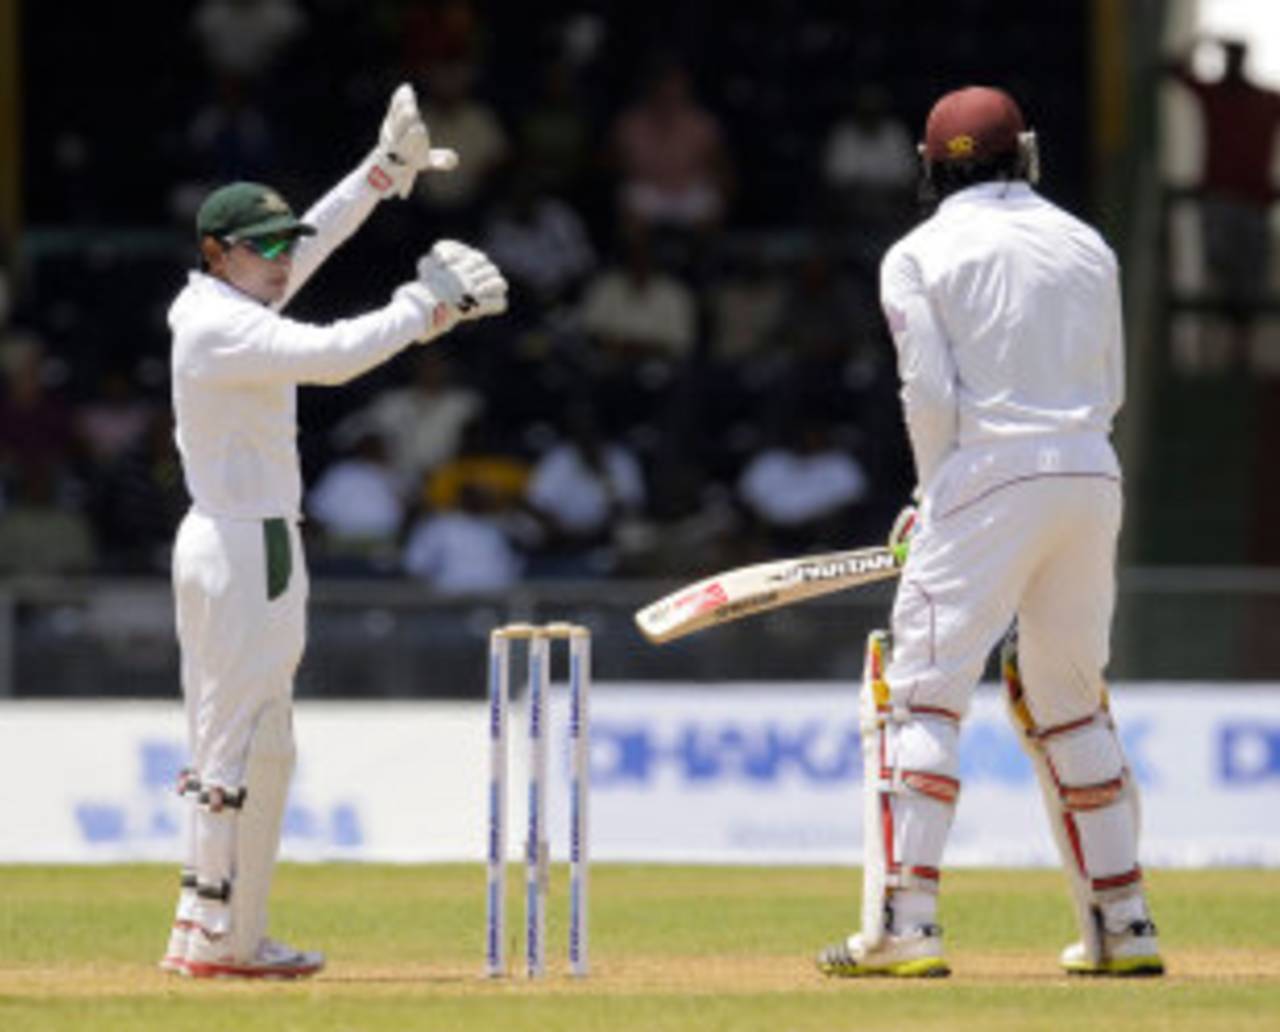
[189, 295, 429, 387]
[276, 161, 383, 310]
[1103, 256, 1126, 417]
[880, 244, 958, 488]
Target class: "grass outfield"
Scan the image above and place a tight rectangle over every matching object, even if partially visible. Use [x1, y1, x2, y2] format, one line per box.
[2, 866, 1278, 1031]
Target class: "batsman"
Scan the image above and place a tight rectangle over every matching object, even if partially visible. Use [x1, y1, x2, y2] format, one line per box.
[818, 86, 1163, 978]
[160, 84, 508, 978]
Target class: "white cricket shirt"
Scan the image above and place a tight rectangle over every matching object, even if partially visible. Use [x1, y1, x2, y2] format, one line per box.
[169, 166, 431, 520]
[880, 181, 1124, 514]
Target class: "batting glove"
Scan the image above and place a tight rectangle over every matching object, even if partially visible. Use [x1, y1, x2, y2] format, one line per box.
[888, 504, 919, 566]
[367, 83, 460, 200]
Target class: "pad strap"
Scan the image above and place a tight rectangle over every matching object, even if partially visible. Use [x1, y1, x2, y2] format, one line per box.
[1060, 777, 1126, 811]
[196, 879, 231, 902]
[176, 768, 201, 797]
[1092, 867, 1143, 893]
[886, 863, 943, 892]
[1032, 711, 1131, 812]
[901, 770, 961, 804]
[197, 785, 248, 811]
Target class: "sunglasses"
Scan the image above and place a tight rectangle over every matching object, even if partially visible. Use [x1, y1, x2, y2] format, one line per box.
[239, 235, 298, 261]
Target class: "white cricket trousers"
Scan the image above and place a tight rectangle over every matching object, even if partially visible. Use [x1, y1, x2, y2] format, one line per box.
[172, 510, 308, 788]
[887, 473, 1123, 727]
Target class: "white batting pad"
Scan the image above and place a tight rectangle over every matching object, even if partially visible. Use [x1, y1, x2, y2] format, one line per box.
[229, 700, 296, 958]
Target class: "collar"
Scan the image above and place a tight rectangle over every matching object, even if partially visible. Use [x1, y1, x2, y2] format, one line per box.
[189, 270, 269, 307]
[938, 180, 1035, 212]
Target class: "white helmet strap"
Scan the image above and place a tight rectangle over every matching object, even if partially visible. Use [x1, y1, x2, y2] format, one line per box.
[1017, 130, 1041, 185]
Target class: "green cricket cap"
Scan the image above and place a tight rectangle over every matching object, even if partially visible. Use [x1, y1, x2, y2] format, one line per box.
[195, 182, 316, 243]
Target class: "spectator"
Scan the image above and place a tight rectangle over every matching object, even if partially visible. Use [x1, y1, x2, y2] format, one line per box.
[737, 417, 870, 553]
[415, 62, 510, 227]
[397, 0, 485, 77]
[577, 227, 697, 432]
[822, 84, 916, 233]
[518, 58, 593, 199]
[75, 368, 156, 469]
[707, 253, 786, 365]
[192, 0, 307, 84]
[612, 59, 733, 233]
[1166, 38, 1280, 344]
[403, 482, 523, 595]
[701, 254, 787, 478]
[0, 460, 95, 576]
[332, 351, 483, 493]
[0, 333, 75, 483]
[525, 403, 646, 574]
[423, 417, 531, 516]
[187, 75, 280, 183]
[91, 411, 188, 574]
[579, 226, 696, 360]
[481, 163, 596, 307]
[168, 75, 281, 228]
[773, 250, 867, 365]
[306, 433, 405, 571]
[757, 247, 883, 417]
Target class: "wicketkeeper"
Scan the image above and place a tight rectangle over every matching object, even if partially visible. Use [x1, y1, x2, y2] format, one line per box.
[160, 84, 508, 978]
[818, 86, 1162, 979]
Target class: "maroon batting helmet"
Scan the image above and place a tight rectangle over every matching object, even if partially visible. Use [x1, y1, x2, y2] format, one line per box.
[917, 85, 1039, 200]
[922, 86, 1026, 165]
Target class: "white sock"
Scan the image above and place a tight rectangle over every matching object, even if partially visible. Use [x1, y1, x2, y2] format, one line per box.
[1101, 893, 1148, 934]
[175, 883, 198, 923]
[890, 889, 938, 933]
[192, 898, 231, 937]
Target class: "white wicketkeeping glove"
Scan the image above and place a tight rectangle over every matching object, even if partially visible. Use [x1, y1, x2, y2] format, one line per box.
[367, 83, 460, 200]
[395, 240, 508, 341]
[417, 240, 508, 321]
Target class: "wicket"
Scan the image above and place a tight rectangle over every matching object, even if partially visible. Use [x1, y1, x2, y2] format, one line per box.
[486, 622, 591, 978]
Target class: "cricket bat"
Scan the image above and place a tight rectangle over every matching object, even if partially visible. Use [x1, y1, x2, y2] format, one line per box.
[634, 545, 901, 645]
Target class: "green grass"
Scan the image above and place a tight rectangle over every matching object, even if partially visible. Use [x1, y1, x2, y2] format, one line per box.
[2, 866, 1278, 1031]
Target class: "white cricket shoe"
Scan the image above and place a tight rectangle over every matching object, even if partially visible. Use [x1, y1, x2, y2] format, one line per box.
[1060, 919, 1164, 977]
[184, 927, 325, 980]
[158, 919, 195, 974]
[817, 924, 949, 978]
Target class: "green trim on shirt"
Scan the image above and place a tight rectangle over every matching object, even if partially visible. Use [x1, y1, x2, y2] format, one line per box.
[264, 518, 291, 601]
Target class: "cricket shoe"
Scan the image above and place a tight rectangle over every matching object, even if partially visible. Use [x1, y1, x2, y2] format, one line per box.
[1060, 920, 1164, 977]
[184, 927, 325, 979]
[158, 918, 195, 974]
[817, 924, 950, 978]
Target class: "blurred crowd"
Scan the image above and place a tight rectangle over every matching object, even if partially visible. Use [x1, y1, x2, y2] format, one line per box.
[1, 0, 1093, 588]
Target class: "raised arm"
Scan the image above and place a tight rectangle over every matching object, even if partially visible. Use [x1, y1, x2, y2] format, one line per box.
[279, 84, 460, 308]
[195, 242, 507, 387]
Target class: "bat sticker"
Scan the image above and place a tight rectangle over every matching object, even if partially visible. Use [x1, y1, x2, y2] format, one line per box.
[779, 552, 899, 585]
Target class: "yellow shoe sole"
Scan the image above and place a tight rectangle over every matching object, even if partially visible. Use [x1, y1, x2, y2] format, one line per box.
[1063, 955, 1165, 977]
[819, 955, 951, 979]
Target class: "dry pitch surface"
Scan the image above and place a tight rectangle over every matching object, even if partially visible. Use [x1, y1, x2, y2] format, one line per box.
[2, 866, 1278, 1031]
